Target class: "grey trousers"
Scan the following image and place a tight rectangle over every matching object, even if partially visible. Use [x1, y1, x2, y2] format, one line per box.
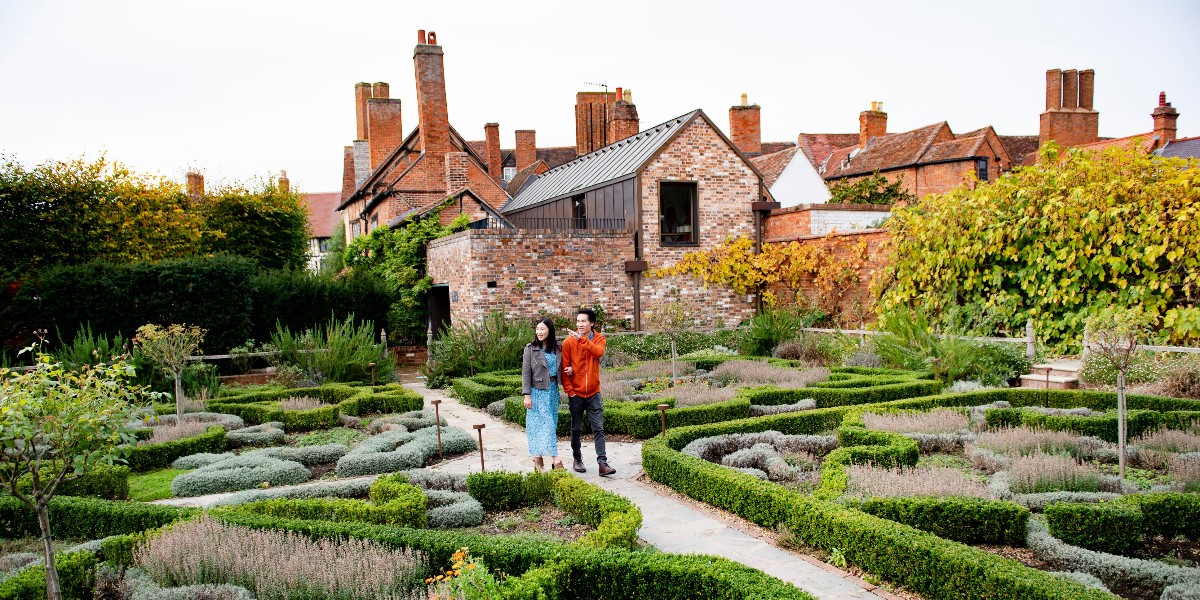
[568, 393, 607, 464]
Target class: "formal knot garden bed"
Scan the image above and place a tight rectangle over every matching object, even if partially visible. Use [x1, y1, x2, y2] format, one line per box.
[644, 383, 1200, 600]
[452, 361, 943, 439]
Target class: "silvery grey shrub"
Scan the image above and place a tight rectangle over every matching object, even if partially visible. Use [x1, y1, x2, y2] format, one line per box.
[426, 490, 484, 528]
[170, 454, 310, 497]
[244, 443, 349, 466]
[172, 453, 235, 470]
[226, 422, 286, 448]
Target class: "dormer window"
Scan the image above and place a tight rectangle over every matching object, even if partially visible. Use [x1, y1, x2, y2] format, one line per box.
[503, 166, 516, 183]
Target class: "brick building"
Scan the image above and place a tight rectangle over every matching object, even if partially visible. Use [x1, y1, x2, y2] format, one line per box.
[427, 109, 775, 333]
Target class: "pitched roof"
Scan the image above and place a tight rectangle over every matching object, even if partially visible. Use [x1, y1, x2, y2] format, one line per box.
[502, 110, 702, 213]
[820, 122, 951, 179]
[797, 133, 860, 169]
[303, 192, 343, 239]
[921, 134, 986, 163]
[1156, 135, 1200, 159]
[505, 160, 547, 196]
[999, 135, 1041, 167]
[751, 146, 798, 189]
[1074, 132, 1160, 154]
[760, 141, 796, 156]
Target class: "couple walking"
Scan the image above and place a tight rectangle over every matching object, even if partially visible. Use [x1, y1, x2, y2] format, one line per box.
[520, 308, 616, 476]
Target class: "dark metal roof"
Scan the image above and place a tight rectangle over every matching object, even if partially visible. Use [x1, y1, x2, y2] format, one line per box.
[501, 110, 701, 213]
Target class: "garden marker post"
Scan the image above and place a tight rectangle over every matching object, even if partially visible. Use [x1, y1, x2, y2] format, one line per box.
[657, 404, 670, 437]
[369, 362, 377, 386]
[431, 399, 443, 459]
[381, 329, 388, 361]
[473, 423, 486, 471]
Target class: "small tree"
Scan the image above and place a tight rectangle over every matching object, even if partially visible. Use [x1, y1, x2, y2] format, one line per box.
[645, 290, 694, 382]
[135, 323, 206, 418]
[0, 352, 142, 600]
[1086, 307, 1152, 480]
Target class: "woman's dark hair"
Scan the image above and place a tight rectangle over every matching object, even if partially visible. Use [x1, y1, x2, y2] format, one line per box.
[530, 317, 558, 352]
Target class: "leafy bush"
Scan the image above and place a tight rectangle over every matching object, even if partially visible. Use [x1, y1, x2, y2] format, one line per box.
[452, 375, 521, 409]
[248, 269, 392, 350]
[268, 315, 394, 384]
[0, 551, 96, 600]
[169, 454, 310, 497]
[872, 311, 1031, 385]
[466, 472, 525, 511]
[739, 307, 823, 357]
[424, 311, 532, 387]
[605, 329, 742, 361]
[773, 331, 854, 366]
[1079, 350, 1167, 386]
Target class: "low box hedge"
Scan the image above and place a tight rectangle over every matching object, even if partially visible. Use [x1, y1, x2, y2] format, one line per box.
[452, 376, 521, 409]
[501, 395, 752, 439]
[207, 385, 424, 430]
[13, 464, 130, 501]
[984, 406, 1164, 443]
[123, 425, 227, 472]
[0, 550, 96, 600]
[0, 495, 194, 539]
[641, 400, 1115, 600]
[844, 496, 1030, 546]
[1046, 501, 1143, 556]
[234, 493, 428, 529]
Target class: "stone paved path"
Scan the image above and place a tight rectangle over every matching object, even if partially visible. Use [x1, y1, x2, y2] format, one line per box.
[411, 383, 890, 600]
[157, 382, 893, 599]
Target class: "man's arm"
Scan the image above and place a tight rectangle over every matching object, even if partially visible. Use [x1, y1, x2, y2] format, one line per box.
[577, 333, 606, 358]
[560, 339, 576, 397]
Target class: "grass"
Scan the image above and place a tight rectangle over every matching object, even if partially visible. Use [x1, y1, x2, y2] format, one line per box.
[129, 468, 190, 501]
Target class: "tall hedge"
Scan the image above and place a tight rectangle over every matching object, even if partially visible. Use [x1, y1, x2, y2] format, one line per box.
[1, 256, 392, 353]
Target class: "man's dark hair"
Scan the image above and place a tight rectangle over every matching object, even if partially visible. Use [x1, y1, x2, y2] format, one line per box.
[577, 308, 597, 324]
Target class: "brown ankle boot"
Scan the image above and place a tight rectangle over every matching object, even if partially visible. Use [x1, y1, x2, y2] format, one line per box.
[551, 459, 565, 470]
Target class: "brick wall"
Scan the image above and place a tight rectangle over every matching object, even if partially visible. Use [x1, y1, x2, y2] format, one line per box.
[765, 229, 889, 324]
[729, 104, 762, 155]
[764, 203, 892, 240]
[639, 117, 761, 327]
[428, 229, 636, 327]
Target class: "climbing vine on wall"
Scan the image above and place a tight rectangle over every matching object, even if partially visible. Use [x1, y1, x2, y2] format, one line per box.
[873, 142, 1200, 350]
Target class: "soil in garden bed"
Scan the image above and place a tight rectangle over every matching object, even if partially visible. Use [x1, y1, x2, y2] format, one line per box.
[467, 505, 594, 542]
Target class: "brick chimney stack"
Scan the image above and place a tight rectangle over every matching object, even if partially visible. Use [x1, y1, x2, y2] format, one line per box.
[278, 170, 289, 195]
[608, 88, 640, 145]
[729, 93, 762, 155]
[367, 83, 403, 169]
[515, 130, 537, 171]
[1152, 92, 1179, 148]
[576, 90, 617, 155]
[484, 123, 502, 180]
[1039, 68, 1099, 149]
[354, 82, 371, 140]
[415, 30, 452, 182]
[859, 101, 887, 149]
[186, 171, 204, 201]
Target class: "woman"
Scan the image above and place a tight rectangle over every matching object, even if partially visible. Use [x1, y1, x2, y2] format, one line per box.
[522, 318, 565, 471]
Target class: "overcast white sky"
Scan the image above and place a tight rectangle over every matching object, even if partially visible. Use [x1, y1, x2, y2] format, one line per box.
[2, 0, 1198, 193]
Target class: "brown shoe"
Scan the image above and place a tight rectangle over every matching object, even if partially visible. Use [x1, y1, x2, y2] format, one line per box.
[573, 459, 586, 473]
[551, 460, 565, 470]
[598, 463, 616, 477]
[533, 457, 545, 472]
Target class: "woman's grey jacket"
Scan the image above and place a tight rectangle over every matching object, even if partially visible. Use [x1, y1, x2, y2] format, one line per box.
[522, 343, 557, 394]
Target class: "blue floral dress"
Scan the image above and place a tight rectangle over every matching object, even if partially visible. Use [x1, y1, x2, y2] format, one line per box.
[527, 351, 560, 456]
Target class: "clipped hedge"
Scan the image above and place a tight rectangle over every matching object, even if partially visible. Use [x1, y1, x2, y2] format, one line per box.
[0, 496, 193, 539]
[502, 395, 752, 439]
[843, 496, 1030, 546]
[123, 425, 227, 472]
[1046, 501, 1143, 556]
[207, 384, 423, 430]
[452, 376, 521, 409]
[985, 406, 1164, 443]
[739, 379, 942, 409]
[0, 551, 96, 600]
[642, 398, 1115, 600]
[14, 464, 130, 501]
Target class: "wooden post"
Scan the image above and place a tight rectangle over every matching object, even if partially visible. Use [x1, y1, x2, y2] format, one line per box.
[1025, 319, 1036, 363]
[431, 399, 443, 459]
[657, 404, 670, 437]
[369, 362, 376, 386]
[473, 424, 486, 471]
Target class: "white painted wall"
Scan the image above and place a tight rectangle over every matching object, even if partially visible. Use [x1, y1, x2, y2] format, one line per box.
[809, 209, 890, 235]
[769, 154, 832, 207]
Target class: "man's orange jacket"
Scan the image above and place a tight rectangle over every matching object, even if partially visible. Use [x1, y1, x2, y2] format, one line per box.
[561, 331, 606, 398]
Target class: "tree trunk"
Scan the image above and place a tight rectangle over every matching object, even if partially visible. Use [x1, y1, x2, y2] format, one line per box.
[174, 370, 184, 418]
[670, 339, 678, 383]
[1118, 371, 1127, 480]
[36, 502, 62, 600]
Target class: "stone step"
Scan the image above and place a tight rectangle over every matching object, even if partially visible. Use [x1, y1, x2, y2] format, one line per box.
[1029, 361, 1082, 379]
[1019, 373, 1080, 390]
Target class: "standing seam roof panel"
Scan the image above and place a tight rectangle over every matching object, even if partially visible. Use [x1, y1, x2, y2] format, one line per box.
[501, 110, 699, 213]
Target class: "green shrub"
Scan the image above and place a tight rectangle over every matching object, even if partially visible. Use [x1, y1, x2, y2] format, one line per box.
[124, 425, 226, 472]
[453, 376, 521, 409]
[0, 495, 192, 539]
[739, 307, 823, 357]
[843, 496, 1029, 546]
[234, 494, 428, 529]
[1125, 492, 1200, 541]
[500, 394, 751, 439]
[269, 315, 394, 384]
[1080, 350, 1167, 386]
[424, 311, 532, 387]
[606, 329, 742, 361]
[1046, 501, 1142, 556]
[248, 269, 392, 350]
[170, 454, 310, 497]
[0, 551, 96, 600]
[985, 406, 1165, 444]
[467, 471, 525, 510]
[13, 463, 130, 501]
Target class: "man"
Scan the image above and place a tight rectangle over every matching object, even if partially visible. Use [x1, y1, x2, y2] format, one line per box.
[561, 308, 615, 476]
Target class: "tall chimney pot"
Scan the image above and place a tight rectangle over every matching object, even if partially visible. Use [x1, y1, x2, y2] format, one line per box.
[418, 29, 426, 44]
[1152, 91, 1179, 148]
[515, 130, 537, 171]
[741, 92, 748, 107]
[278, 171, 290, 195]
[858, 102, 887, 150]
[372, 82, 390, 99]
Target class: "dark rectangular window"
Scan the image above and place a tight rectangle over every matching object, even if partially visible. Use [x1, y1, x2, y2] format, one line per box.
[975, 158, 989, 182]
[659, 182, 698, 245]
[571, 194, 586, 229]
